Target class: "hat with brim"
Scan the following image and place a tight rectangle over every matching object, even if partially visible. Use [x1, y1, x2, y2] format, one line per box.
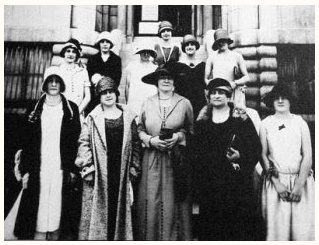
[95, 31, 114, 49]
[42, 66, 66, 93]
[59, 38, 82, 59]
[135, 42, 157, 59]
[181, 34, 200, 53]
[142, 66, 176, 86]
[95, 76, 120, 96]
[212, 29, 233, 51]
[263, 82, 297, 108]
[207, 78, 232, 95]
[158, 21, 173, 36]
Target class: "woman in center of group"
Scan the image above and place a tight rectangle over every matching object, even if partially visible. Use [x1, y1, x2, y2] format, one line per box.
[136, 66, 194, 240]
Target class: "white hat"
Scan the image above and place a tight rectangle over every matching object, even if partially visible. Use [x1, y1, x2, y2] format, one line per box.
[95, 31, 114, 48]
[135, 42, 157, 59]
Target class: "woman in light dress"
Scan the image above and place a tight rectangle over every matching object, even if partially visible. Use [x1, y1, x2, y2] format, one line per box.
[260, 83, 315, 240]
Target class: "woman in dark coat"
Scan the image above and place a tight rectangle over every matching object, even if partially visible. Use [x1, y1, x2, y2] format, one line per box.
[194, 78, 261, 241]
[14, 66, 81, 240]
[86, 31, 122, 114]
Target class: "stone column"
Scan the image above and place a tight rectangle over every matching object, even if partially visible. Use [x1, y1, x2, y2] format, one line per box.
[203, 5, 213, 34]
[196, 5, 203, 44]
[117, 5, 126, 32]
[126, 5, 133, 43]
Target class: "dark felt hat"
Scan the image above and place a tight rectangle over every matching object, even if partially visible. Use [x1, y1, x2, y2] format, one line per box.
[42, 66, 66, 93]
[263, 82, 297, 108]
[206, 78, 232, 95]
[212, 29, 233, 51]
[142, 64, 177, 86]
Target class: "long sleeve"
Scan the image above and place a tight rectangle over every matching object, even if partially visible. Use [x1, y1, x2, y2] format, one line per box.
[75, 116, 94, 177]
[129, 120, 141, 182]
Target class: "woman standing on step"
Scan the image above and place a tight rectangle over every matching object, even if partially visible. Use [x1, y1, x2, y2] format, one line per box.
[75, 76, 140, 240]
[154, 21, 181, 66]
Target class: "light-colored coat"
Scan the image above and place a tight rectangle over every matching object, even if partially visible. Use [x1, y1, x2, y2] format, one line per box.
[75, 104, 140, 240]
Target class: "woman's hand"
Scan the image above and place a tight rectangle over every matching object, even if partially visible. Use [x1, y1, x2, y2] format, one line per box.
[226, 147, 240, 162]
[165, 133, 179, 149]
[289, 183, 303, 202]
[84, 172, 94, 186]
[272, 179, 289, 201]
[150, 136, 168, 151]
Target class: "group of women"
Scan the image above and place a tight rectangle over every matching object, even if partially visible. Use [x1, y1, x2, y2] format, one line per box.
[11, 21, 314, 241]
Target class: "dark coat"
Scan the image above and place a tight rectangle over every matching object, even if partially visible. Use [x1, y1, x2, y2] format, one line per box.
[14, 94, 81, 240]
[194, 104, 262, 241]
[86, 51, 122, 114]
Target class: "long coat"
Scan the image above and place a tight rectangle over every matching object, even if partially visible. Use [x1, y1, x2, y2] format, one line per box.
[136, 93, 194, 240]
[76, 104, 140, 240]
[14, 94, 81, 240]
[194, 104, 261, 240]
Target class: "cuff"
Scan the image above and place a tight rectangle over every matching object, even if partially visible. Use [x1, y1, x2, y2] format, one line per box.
[80, 165, 95, 178]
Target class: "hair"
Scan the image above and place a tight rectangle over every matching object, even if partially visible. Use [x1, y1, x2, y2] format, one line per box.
[43, 75, 65, 93]
[99, 89, 119, 102]
[60, 46, 80, 62]
[96, 39, 114, 50]
[207, 88, 232, 99]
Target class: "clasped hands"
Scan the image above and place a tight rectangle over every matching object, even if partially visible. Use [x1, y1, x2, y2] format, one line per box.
[150, 133, 179, 151]
[273, 179, 302, 202]
[226, 147, 241, 171]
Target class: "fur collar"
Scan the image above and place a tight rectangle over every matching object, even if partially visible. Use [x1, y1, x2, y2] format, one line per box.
[197, 103, 249, 122]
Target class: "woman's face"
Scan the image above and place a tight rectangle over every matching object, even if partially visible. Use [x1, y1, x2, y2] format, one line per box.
[140, 51, 151, 62]
[209, 89, 229, 107]
[158, 75, 174, 92]
[185, 42, 197, 55]
[217, 40, 229, 51]
[273, 96, 290, 113]
[64, 47, 77, 64]
[100, 90, 117, 107]
[99, 39, 112, 53]
[47, 77, 61, 96]
[161, 29, 172, 41]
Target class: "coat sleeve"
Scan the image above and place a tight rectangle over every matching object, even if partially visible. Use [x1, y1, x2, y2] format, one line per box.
[237, 117, 262, 175]
[75, 116, 94, 178]
[137, 100, 153, 147]
[69, 103, 82, 174]
[129, 120, 141, 182]
[177, 99, 194, 146]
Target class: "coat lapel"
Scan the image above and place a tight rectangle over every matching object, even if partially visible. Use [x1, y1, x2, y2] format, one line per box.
[90, 105, 107, 151]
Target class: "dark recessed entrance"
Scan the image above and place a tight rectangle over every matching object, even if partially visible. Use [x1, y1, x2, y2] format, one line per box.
[134, 5, 192, 36]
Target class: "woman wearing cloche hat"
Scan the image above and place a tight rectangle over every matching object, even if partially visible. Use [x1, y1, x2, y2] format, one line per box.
[205, 28, 250, 109]
[75, 76, 140, 240]
[56, 38, 91, 119]
[260, 82, 314, 241]
[154, 20, 181, 66]
[13, 66, 81, 240]
[124, 41, 158, 118]
[86, 31, 122, 115]
[194, 77, 261, 241]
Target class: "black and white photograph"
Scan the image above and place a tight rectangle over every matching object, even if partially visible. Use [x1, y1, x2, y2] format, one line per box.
[3, 2, 316, 241]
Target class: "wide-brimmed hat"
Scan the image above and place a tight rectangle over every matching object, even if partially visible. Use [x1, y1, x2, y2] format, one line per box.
[263, 82, 297, 108]
[158, 21, 173, 36]
[59, 38, 82, 59]
[212, 29, 233, 51]
[142, 65, 177, 86]
[42, 66, 66, 93]
[135, 42, 157, 59]
[181, 34, 200, 53]
[206, 78, 232, 96]
[95, 76, 120, 96]
[95, 31, 114, 49]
